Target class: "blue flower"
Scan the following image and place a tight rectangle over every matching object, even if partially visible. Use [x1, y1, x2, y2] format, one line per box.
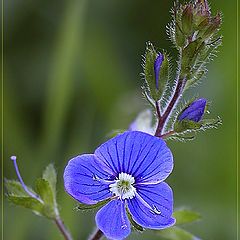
[64, 131, 175, 240]
[154, 53, 164, 90]
[178, 98, 207, 122]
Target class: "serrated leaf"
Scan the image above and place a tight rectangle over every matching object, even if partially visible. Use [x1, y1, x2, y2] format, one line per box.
[156, 227, 200, 240]
[173, 209, 201, 225]
[76, 198, 111, 211]
[4, 179, 32, 197]
[42, 164, 57, 198]
[7, 196, 44, 215]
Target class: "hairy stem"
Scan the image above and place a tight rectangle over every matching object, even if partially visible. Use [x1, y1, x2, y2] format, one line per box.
[155, 101, 161, 118]
[155, 78, 186, 136]
[89, 229, 104, 240]
[54, 217, 73, 240]
[159, 130, 175, 138]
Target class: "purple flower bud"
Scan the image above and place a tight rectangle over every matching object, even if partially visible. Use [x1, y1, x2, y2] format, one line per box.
[178, 98, 207, 122]
[154, 53, 164, 90]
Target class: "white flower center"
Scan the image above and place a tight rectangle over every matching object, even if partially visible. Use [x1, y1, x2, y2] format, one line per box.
[109, 173, 136, 200]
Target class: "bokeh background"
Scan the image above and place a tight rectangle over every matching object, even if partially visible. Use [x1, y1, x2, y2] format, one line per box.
[3, 0, 237, 239]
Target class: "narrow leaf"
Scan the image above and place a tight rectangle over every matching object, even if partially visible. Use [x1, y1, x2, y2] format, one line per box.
[76, 198, 111, 211]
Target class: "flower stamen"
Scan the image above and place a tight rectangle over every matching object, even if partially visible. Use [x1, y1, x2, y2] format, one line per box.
[109, 173, 136, 200]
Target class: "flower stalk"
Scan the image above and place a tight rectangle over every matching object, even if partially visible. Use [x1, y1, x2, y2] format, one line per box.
[155, 77, 186, 136]
[89, 228, 104, 240]
[54, 217, 73, 240]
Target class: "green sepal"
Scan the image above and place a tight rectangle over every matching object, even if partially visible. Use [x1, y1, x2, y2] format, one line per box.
[143, 42, 158, 100]
[143, 42, 169, 101]
[76, 198, 111, 211]
[174, 120, 201, 133]
[155, 226, 200, 240]
[158, 53, 170, 99]
[182, 5, 193, 36]
[173, 209, 201, 225]
[4, 179, 33, 197]
[181, 40, 205, 76]
[174, 117, 222, 133]
[7, 196, 45, 216]
[126, 208, 144, 232]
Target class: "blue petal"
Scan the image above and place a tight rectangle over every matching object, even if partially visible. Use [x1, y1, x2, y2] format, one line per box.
[127, 182, 175, 229]
[96, 200, 131, 240]
[95, 131, 173, 184]
[64, 154, 113, 204]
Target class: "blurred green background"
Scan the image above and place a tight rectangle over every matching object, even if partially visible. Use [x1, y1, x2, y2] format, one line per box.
[3, 0, 237, 239]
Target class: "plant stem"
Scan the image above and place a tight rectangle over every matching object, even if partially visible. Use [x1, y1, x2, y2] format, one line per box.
[89, 229, 104, 240]
[159, 130, 175, 139]
[54, 217, 73, 240]
[155, 101, 161, 118]
[155, 78, 186, 137]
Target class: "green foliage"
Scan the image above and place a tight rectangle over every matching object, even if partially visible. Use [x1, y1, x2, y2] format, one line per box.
[43, 164, 57, 196]
[7, 196, 45, 216]
[174, 117, 222, 133]
[173, 209, 201, 225]
[5, 164, 59, 220]
[156, 227, 200, 240]
[155, 209, 201, 240]
[4, 180, 32, 197]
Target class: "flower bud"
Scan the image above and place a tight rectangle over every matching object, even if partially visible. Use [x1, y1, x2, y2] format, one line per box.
[182, 5, 193, 35]
[154, 53, 164, 90]
[143, 42, 169, 101]
[178, 98, 207, 122]
[201, 13, 221, 39]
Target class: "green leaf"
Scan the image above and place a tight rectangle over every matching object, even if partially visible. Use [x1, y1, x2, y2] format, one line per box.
[76, 198, 111, 211]
[173, 209, 201, 225]
[7, 196, 44, 216]
[42, 164, 57, 198]
[4, 179, 32, 197]
[156, 227, 200, 240]
[34, 178, 57, 218]
[35, 178, 54, 205]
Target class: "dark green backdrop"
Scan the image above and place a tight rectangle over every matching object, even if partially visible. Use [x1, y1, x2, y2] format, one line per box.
[3, 0, 237, 239]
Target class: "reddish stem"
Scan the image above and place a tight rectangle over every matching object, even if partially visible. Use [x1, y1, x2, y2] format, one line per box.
[155, 78, 186, 137]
